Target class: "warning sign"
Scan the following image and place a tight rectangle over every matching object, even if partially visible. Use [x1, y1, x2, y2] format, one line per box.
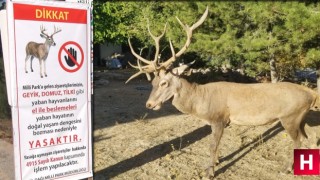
[3, 1, 93, 180]
[59, 41, 84, 72]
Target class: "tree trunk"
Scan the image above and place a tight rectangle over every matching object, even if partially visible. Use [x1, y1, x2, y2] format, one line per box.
[269, 55, 278, 83]
[0, 57, 10, 119]
[0, 6, 10, 120]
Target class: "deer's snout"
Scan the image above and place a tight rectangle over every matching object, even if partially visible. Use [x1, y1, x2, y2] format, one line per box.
[146, 101, 161, 110]
[146, 101, 154, 109]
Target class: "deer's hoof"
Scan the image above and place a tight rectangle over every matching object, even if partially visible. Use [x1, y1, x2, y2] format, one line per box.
[280, 162, 293, 174]
[285, 165, 293, 174]
[205, 166, 215, 179]
[25, 71, 28, 73]
[216, 159, 220, 165]
[45, 74, 47, 77]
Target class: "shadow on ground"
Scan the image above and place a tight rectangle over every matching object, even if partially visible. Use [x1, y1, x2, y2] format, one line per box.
[95, 111, 320, 179]
[95, 125, 212, 179]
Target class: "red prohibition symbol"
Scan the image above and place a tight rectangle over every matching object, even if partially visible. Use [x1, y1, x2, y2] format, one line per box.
[58, 41, 84, 73]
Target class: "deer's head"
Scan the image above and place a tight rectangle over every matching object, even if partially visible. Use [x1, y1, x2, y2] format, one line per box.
[126, 7, 208, 110]
[147, 64, 194, 110]
[40, 25, 62, 47]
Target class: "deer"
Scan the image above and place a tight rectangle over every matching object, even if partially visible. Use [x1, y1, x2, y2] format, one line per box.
[125, 6, 320, 178]
[25, 25, 61, 78]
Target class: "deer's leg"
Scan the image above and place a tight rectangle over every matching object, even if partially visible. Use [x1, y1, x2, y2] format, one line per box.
[25, 55, 30, 73]
[280, 111, 308, 173]
[44, 60, 47, 77]
[30, 56, 34, 72]
[39, 59, 43, 78]
[206, 121, 225, 178]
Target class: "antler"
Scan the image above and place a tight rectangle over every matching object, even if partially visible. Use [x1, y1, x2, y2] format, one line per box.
[40, 25, 49, 37]
[160, 6, 209, 69]
[126, 22, 167, 83]
[126, 6, 208, 83]
[52, 25, 62, 36]
[148, 20, 168, 64]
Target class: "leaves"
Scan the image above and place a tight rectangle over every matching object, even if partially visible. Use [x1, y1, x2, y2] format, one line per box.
[94, 2, 320, 77]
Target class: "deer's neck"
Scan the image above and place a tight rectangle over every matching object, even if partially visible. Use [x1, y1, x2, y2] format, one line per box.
[172, 79, 221, 122]
[172, 78, 201, 115]
[44, 42, 51, 51]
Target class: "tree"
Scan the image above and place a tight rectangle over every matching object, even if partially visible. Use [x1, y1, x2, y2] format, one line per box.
[93, 1, 139, 45]
[0, 56, 10, 119]
[190, 2, 320, 80]
[0, 1, 10, 120]
[94, 1, 320, 82]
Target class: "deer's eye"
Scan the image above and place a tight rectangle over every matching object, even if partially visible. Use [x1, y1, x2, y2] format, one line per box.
[159, 80, 168, 88]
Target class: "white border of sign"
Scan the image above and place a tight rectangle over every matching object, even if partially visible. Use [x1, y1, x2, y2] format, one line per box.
[4, 1, 93, 179]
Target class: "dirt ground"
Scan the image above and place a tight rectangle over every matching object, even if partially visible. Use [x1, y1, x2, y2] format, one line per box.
[1, 69, 320, 180]
[0, 119, 12, 144]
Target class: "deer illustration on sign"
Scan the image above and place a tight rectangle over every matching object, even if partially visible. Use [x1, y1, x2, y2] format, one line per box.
[25, 25, 62, 78]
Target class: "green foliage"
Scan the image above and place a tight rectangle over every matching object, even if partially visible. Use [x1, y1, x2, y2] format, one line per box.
[305, 48, 320, 68]
[94, 1, 320, 78]
[93, 1, 139, 44]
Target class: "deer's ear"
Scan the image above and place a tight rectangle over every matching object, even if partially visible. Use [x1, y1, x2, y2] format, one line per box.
[172, 61, 195, 75]
[172, 66, 186, 75]
[40, 34, 46, 38]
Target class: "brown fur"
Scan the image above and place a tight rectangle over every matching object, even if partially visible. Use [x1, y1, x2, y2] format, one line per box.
[25, 26, 61, 78]
[146, 68, 320, 177]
